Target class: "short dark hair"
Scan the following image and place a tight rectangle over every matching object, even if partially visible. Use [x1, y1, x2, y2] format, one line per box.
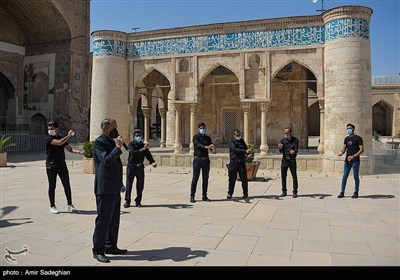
[284, 127, 292, 132]
[233, 128, 241, 134]
[47, 121, 58, 128]
[198, 122, 206, 128]
[133, 129, 142, 135]
[101, 118, 116, 130]
[347, 123, 355, 129]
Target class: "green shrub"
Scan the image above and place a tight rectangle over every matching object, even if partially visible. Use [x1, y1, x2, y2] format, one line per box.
[0, 135, 16, 153]
[83, 140, 94, 158]
[245, 143, 255, 163]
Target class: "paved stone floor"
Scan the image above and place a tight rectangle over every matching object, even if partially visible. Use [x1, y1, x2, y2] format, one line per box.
[1, 154, 399, 268]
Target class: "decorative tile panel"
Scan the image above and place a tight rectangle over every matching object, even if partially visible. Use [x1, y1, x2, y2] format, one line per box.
[93, 18, 369, 58]
[325, 18, 369, 41]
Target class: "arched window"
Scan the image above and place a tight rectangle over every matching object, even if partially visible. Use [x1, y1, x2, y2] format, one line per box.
[179, 59, 189, 72]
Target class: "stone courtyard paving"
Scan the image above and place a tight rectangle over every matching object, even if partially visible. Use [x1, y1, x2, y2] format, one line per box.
[0, 156, 399, 268]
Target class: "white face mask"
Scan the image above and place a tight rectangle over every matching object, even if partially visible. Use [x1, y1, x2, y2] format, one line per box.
[235, 136, 241, 140]
[48, 130, 57, 136]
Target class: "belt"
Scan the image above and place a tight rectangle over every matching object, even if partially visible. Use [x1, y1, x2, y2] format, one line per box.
[232, 159, 244, 162]
[129, 163, 143, 167]
[194, 156, 209, 160]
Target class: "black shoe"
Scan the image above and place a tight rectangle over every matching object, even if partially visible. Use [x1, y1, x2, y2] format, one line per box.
[105, 247, 127, 255]
[243, 194, 248, 199]
[190, 196, 195, 203]
[337, 192, 344, 198]
[280, 192, 287, 197]
[292, 193, 298, 198]
[123, 201, 130, 208]
[351, 192, 358, 199]
[226, 194, 232, 199]
[202, 196, 211, 201]
[135, 202, 142, 207]
[93, 253, 110, 263]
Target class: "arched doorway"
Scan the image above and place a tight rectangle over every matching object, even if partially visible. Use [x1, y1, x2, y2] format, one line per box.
[373, 101, 393, 136]
[0, 73, 15, 130]
[135, 69, 170, 144]
[199, 65, 240, 145]
[30, 113, 46, 135]
[271, 62, 317, 148]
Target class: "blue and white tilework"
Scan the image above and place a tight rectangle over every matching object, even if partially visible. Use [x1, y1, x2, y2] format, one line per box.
[93, 18, 369, 58]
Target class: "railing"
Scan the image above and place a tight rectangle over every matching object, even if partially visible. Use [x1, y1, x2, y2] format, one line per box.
[0, 131, 46, 154]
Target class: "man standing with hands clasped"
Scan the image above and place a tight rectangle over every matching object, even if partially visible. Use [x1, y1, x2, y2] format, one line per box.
[190, 122, 216, 203]
[337, 123, 364, 199]
[278, 127, 299, 198]
[123, 129, 157, 208]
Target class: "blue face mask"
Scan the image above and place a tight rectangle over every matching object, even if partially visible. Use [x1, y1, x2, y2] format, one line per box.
[135, 136, 142, 142]
[199, 128, 206, 135]
[347, 129, 353, 135]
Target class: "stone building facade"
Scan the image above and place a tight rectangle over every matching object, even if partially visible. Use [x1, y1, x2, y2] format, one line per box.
[0, 0, 91, 141]
[91, 6, 378, 174]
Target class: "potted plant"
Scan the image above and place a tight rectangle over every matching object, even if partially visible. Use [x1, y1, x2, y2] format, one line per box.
[82, 140, 95, 174]
[0, 135, 16, 167]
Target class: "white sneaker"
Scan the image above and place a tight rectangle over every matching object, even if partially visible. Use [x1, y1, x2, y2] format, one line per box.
[49, 206, 60, 214]
[67, 204, 78, 213]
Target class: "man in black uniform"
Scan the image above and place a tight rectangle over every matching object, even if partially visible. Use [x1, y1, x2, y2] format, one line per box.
[92, 118, 127, 263]
[123, 129, 157, 208]
[190, 122, 216, 203]
[227, 129, 251, 199]
[278, 127, 299, 198]
[46, 121, 83, 214]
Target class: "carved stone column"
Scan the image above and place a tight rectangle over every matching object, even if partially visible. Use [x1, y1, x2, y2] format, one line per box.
[317, 99, 325, 154]
[159, 108, 167, 147]
[174, 103, 183, 153]
[259, 102, 270, 156]
[189, 103, 197, 154]
[142, 107, 151, 144]
[242, 102, 251, 144]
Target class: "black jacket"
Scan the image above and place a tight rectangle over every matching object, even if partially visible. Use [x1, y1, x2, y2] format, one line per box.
[93, 134, 123, 194]
[127, 140, 155, 165]
[279, 136, 299, 160]
[193, 133, 213, 158]
[229, 137, 248, 161]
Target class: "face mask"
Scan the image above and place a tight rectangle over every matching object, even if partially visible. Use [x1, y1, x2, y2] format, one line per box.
[48, 130, 57, 136]
[109, 128, 119, 139]
[135, 136, 142, 142]
[347, 129, 353, 135]
[235, 136, 241, 141]
[199, 128, 206, 135]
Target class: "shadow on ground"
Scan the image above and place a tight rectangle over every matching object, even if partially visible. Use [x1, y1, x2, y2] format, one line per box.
[110, 247, 208, 262]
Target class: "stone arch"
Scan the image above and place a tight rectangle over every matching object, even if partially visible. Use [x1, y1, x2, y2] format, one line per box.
[199, 63, 239, 86]
[179, 58, 189, 72]
[30, 113, 46, 135]
[270, 61, 317, 148]
[199, 64, 240, 144]
[0, 72, 15, 130]
[29, 71, 49, 102]
[308, 101, 320, 136]
[372, 100, 393, 136]
[272, 59, 318, 81]
[249, 53, 260, 69]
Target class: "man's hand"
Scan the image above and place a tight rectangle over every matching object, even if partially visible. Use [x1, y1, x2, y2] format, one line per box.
[68, 130, 75, 137]
[277, 143, 283, 149]
[151, 162, 157, 168]
[116, 136, 123, 149]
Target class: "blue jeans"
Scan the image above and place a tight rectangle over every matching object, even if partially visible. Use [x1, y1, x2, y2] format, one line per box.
[341, 160, 360, 193]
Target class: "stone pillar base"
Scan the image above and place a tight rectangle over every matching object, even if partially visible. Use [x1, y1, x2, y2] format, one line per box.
[322, 155, 374, 175]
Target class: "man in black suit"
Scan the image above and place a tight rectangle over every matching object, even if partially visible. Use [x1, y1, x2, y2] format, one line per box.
[92, 118, 127, 263]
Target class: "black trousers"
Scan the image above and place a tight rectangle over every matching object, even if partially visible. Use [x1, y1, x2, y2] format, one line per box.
[281, 158, 298, 193]
[190, 158, 210, 197]
[46, 165, 72, 207]
[228, 161, 248, 196]
[92, 193, 121, 254]
[125, 163, 145, 204]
